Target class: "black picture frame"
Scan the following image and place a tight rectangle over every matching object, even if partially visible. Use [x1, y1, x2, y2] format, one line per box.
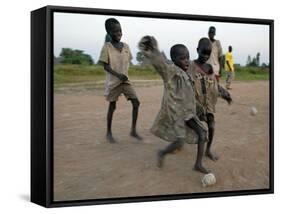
[31, 5, 274, 208]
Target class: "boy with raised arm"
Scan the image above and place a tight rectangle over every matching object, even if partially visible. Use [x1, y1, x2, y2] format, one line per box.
[139, 36, 209, 173]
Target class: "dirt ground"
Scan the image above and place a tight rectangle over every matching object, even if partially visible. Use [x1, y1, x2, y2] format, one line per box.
[54, 81, 270, 201]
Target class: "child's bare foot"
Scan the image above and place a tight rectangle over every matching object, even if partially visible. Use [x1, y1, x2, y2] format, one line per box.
[130, 131, 143, 140]
[205, 150, 219, 161]
[193, 164, 210, 174]
[106, 133, 118, 143]
[157, 150, 164, 168]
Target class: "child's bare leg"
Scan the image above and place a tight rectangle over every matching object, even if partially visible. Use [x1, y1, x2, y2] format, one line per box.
[129, 98, 142, 140]
[106, 101, 118, 143]
[205, 113, 219, 161]
[185, 118, 210, 174]
[157, 139, 184, 168]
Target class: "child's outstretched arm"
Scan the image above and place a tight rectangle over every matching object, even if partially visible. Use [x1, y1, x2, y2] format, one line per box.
[218, 84, 232, 105]
[138, 36, 168, 78]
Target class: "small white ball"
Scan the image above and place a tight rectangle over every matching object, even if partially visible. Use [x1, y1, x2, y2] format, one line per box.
[250, 106, 258, 116]
[201, 173, 216, 187]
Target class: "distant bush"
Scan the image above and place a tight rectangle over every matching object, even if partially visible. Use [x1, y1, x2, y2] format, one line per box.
[54, 64, 104, 75]
[58, 48, 94, 65]
[222, 66, 269, 81]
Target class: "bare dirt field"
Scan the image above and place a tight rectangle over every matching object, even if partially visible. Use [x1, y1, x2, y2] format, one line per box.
[54, 81, 270, 201]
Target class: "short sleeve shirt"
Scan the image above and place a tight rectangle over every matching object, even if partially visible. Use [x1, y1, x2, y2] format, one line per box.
[99, 42, 133, 95]
[224, 52, 234, 71]
[207, 40, 223, 75]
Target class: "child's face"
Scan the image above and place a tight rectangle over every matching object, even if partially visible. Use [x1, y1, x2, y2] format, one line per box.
[109, 23, 122, 42]
[173, 47, 190, 71]
[208, 29, 216, 40]
[197, 44, 212, 63]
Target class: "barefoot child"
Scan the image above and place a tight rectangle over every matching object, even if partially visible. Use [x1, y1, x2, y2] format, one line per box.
[187, 38, 232, 161]
[99, 18, 142, 143]
[139, 36, 209, 173]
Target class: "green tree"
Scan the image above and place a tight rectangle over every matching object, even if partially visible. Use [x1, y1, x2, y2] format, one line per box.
[246, 55, 252, 66]
[256, 52, 260, 66]
[246, 53, 261, 67]
[59, 48, 94, 65]
[252, 57, 257, 66]
[136, 51, 145, 65]
[60, 48, 73, 58]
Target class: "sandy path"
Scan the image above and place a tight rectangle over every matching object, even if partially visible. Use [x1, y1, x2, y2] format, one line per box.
[54, 81, 270, 201]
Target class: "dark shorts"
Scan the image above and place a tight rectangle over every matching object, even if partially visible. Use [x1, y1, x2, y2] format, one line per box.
[106, 83, 138, 102]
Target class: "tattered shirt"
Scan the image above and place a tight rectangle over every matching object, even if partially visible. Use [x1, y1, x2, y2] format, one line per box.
[187, 61, 219, 115]
[99, 42, 132, 95]
[148, 52, 206, 144]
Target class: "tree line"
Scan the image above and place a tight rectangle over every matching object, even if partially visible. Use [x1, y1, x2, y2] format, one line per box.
[54, 48, 94, 65]
[54, 48, 269, 68]
[246, 52, 269, 68]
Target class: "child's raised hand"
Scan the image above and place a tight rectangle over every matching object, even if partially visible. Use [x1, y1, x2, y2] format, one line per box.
[138, 36, 158, 56]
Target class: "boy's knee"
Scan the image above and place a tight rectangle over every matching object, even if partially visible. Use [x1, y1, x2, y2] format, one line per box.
[131, 98, 140, 109]
[198, 129, 208, 143]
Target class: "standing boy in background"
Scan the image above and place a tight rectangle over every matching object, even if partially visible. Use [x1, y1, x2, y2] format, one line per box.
[99, 18, 142, 143]
[225, 46, 235, 90]
[207, 26, 224, 82]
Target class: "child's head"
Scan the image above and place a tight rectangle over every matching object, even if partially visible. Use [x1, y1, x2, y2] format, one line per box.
[105, 18, 122, 42]
[208, 26, 216, 40]
[228, 45, 233, 52]
[197, 38, 212, 63]
[170, 44, 190, 71]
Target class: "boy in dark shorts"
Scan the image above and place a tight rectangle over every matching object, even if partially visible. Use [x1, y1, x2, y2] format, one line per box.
[139, 36, 210, 174]
[187, 38, 232, 161]
[99, 18, 142, 143]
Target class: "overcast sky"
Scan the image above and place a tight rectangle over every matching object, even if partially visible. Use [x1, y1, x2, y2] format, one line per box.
[54, 12, 270, 66]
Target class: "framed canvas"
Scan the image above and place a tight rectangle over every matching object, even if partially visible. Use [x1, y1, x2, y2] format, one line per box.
[31, 5, 274, 208]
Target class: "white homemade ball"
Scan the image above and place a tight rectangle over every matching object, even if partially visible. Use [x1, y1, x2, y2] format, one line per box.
[250, 106, 258, 116]
[201, 173, 216, 187]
